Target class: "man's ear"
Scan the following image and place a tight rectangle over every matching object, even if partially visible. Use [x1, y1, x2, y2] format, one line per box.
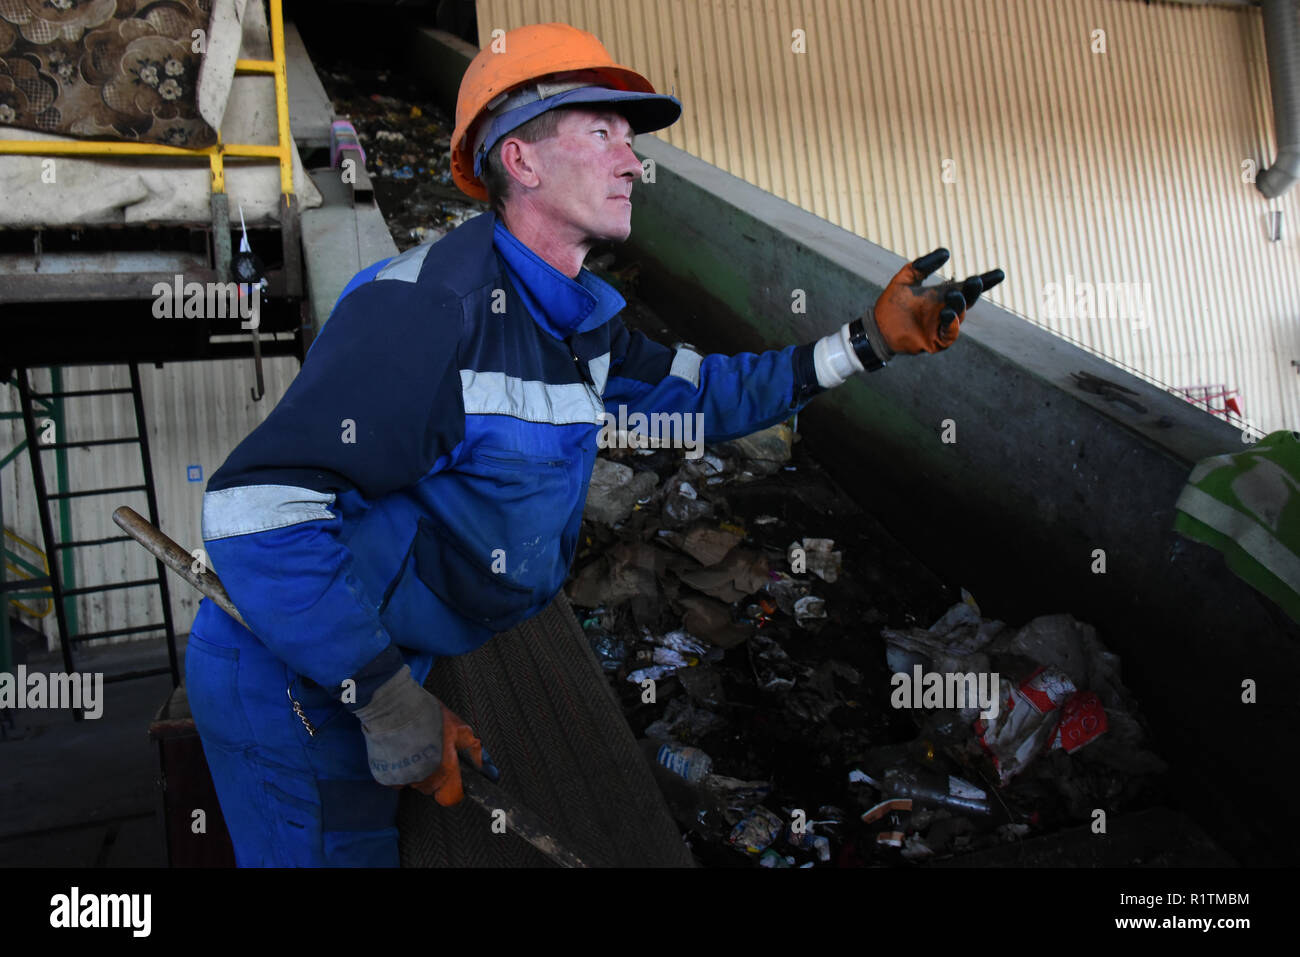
[500, 138, 541, 190]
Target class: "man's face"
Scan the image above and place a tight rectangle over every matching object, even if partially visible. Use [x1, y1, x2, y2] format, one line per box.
[515, 107, 642, 244]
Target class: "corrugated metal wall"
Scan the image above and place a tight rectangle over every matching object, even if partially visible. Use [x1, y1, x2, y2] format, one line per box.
[2, 359, 297, 647]
[478, 0, 1299, 434]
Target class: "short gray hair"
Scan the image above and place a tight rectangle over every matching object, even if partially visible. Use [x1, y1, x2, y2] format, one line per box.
[479, 107, 576, 216]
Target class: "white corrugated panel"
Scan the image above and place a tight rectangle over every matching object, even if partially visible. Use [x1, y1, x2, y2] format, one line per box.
[478, 0, 1299, 433]
[2, 358, 298, 649]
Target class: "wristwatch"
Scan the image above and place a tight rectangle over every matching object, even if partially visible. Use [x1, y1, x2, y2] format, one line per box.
[848, 317, 887, 372]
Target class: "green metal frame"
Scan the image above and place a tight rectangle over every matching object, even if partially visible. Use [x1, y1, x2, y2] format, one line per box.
[2, 370, 79, 673]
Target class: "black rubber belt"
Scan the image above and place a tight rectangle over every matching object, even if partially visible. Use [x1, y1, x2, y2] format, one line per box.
[398, 592, 695, 867]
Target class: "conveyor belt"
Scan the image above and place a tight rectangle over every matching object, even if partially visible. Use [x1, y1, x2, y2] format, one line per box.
[398, 592, 695, 867]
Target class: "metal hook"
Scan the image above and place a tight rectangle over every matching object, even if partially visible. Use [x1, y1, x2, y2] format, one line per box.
[250, 323, 265, 401]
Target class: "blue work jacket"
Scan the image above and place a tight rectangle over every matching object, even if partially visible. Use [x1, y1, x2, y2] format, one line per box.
[194, 211, 825, 704]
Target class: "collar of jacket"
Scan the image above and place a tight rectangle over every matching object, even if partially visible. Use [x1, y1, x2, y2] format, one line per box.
[491, 216, 626, 340]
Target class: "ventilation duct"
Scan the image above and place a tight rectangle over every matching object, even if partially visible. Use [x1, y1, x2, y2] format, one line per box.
[1257, 0, 1300, 198]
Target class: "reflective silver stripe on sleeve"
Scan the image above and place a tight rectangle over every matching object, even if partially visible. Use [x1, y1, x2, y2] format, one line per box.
[588, 352, 611, 396]
[460, 369, 603, 425]
[375, 241, 435, 283]
[669, 348, 704, 389]
[202, 485, 337, 540]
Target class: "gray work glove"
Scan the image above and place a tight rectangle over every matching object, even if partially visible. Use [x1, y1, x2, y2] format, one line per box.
[353, 665, 445, 787]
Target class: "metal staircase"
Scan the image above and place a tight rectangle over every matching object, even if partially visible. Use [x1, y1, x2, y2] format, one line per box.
[10, 365, 179, 703]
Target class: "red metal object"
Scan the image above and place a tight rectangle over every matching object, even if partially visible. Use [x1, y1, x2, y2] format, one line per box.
[1171, 384, 1244, 419]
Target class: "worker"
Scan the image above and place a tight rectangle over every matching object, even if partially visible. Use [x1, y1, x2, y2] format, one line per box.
[185, 21, 1004, 867]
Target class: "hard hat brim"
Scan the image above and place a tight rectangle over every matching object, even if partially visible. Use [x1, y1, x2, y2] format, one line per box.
[529, 86, 682, 134]
[472, 86, 682, 179]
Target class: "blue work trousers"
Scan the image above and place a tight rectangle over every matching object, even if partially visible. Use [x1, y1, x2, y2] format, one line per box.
[184, 599, 401, 867]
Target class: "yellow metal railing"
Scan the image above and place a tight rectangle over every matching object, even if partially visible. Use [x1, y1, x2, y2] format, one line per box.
[4, 527, 52, 619]
[0, 0, 295, 201]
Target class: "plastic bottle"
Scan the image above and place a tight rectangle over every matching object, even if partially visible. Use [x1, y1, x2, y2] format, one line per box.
[641, 739, 713, 783]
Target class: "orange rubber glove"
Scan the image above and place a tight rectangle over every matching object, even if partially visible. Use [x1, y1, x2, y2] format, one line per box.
[408, 704, 484, 807]
[869, 249, 1004, 357]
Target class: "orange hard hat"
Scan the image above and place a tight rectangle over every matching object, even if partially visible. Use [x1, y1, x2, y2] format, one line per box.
[451, 22, 681, 201]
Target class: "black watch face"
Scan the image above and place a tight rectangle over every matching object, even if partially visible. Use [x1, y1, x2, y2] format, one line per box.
[850, 337, 881, 370]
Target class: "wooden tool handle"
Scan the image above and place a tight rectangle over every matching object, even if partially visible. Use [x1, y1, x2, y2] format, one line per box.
[111, 506, 248, 629]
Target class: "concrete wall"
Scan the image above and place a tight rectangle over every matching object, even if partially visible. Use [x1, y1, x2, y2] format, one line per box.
[478, 0, 1300, 437]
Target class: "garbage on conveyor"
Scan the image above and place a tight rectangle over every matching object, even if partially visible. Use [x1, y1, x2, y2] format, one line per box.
[314, 64, 486, 251]
[585, 459, 659, 526]
[644, 698, 726, 742]
[785, 825, 832, 861]
[563, 420, 1169, 866]
[881, 594, 1163, 787]
[788, 537, 842, 583]
[729, 806, 785, 856]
